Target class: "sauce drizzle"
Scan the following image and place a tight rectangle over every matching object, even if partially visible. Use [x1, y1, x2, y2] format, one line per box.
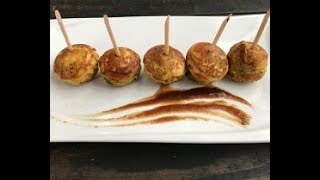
[80, 85, 253, 127]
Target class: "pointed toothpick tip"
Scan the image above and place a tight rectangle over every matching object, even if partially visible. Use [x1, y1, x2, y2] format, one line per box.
[166, 15, 170, 21]
[103, 14, 121, 57]
[264, 9, 270, 19]
[54, 10, 61, 20]
[103, 14, 109, 23]
[226, 13, 232, 22]
[212, 13, 232, 46]
[54, 9, 72, 50]
[252, 9, 270, 46]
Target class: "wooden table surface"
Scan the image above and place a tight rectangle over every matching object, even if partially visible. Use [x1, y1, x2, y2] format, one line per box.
[50, 0, 270, 179]
[51, 143, 270, 180]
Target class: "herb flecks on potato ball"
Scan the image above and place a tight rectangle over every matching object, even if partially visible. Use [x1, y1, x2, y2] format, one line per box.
[186, 42, 228, 85]
[54, 44, 99, 85]
[144, 45, 185, 84]
[227, 41, 268, 83]
[99, 47, 141, 86]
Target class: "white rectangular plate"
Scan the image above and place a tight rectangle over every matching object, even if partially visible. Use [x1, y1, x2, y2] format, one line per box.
[50, 15, 270, 143]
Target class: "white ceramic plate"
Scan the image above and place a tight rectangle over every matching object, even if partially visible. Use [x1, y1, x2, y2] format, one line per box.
[50, 15, 270, 143]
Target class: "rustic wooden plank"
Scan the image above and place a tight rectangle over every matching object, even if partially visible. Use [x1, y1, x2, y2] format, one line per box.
[50, 143, 270, 180]
[50, 0, 270, 19]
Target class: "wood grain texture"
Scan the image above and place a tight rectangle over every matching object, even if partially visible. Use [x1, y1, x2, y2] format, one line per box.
[50, 0, 270, 19]
[50, 143, 270, 180]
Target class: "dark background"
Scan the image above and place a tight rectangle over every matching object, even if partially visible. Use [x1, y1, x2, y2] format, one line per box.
[50, 0, 270, 179]
[50, 0, 269, 18]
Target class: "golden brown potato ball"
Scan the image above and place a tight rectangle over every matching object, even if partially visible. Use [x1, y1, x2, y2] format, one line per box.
[99, 47, 141, 86]
[143, 45, 185, 84]
[227, 41, 268, 82]
[54, 44, 99, 85]
[186, 42, 228, 85]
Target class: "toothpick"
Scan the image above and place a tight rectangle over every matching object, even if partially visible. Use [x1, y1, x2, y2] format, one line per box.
[212, 14, 232, 46]
[103, 15, 121, 57]
[164, 15, 170, 55]
[253, 10, 270, 46]
[55, 10, 72, 50]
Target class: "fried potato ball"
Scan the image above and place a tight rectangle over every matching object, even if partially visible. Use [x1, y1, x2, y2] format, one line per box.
[227, 41, 268, 82]
[186, 42, 228, 85]
[99, 47, 141, 86]
[54, 44, 99, 85]
[143, 45, 185, 84]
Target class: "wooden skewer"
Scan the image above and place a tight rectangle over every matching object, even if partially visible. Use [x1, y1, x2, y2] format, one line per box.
[55, 10, 72, 50]
[164, 15, 170, 55]
[252, 10, 270, 47]
[103, 14, 121, 57]
[212, 14, 232, 46]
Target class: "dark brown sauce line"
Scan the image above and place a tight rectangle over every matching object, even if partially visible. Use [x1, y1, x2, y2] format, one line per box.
[109, 116, 208, 127]
[107, 115, 243, 128]
[85, 99, 230, 118]
[85, 86, 252, 118]
[77, 85, 252, 127]
[88, 110, 239, 124]
[54, 113, 241, 128]
[99, 111, 240, 126]
[83, 100, 229, 118]
[86, 102, 250, 125]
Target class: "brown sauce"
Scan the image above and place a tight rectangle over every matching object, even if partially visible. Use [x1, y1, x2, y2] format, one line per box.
[90, 84, 251, 117]
[91, 101, 250, 125]
[110, 116, 207, 127]
[82, 85, 252, 127]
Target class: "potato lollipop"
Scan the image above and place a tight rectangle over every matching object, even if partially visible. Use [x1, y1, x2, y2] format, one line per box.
[143, 16, 186, 84]
[227, 10, 270, 82]
[99, 15, 141, 86]
[186, 14, 232, 85]
[53, 10, 99, 85]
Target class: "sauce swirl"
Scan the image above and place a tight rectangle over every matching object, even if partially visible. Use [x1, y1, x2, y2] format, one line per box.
[82, 85, 252, 126]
